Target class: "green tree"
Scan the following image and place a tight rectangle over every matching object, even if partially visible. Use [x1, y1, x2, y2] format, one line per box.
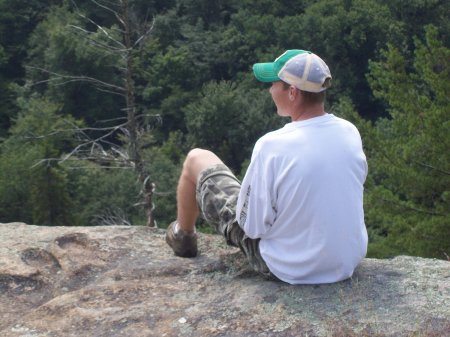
[379, 0, 450, 47]
[3, 0, 449, 233]
[67, 160, 142, 226]
[25, 3, 123, 124]
[339, 26, 449, 259]
[0, 0, 63, 136]
[25, 0, 163, 226]
[0, 95, 79, 225]
[141, 131, 186, 227]
[184, 79, 283, 173]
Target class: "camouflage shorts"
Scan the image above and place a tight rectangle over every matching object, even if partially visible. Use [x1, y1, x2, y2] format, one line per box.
[196, 164, 277, 280]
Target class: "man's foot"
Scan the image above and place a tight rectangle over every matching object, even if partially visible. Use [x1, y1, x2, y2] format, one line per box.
[165, 221, 198, 257]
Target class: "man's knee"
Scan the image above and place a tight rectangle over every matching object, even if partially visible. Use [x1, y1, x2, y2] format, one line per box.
[183, 148, 223, 180]
[186, 148, 211, 163]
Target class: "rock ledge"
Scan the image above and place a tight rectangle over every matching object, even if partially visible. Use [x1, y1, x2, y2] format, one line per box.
[1, 223, 449, 337]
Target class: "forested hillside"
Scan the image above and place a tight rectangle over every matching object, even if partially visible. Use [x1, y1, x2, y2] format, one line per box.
[0, 0, 448, 259]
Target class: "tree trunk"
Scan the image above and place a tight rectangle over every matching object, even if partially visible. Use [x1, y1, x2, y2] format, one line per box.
[122, 0, 154, 226]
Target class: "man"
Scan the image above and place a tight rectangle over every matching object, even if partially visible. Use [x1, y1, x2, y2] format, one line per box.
[166, 49, 368, 284]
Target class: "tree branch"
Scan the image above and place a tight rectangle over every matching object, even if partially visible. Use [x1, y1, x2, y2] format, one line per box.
[93, 208, 132, 226]
[27, 66, 127, 93]
[69, 25, 128, 52]
[71, 0, 126, 48]
[380, 197, 445, 216]
[412, 161, 450, 176]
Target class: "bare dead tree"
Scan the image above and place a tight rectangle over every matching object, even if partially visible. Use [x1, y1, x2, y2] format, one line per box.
[120, 0, 156, 227]
[93, 208, 132, 226]
[29, 0, 158, 226]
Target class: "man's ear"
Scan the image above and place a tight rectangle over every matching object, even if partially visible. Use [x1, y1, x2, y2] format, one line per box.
[289, 85, 298, 101]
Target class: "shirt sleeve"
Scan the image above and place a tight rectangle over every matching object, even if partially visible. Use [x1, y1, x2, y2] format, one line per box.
[236, 150, 277, 239]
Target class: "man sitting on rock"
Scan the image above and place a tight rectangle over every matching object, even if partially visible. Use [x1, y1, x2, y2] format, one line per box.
[165, 50, 368, 284]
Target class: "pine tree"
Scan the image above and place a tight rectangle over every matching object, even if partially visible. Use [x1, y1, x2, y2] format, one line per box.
[342, 25, 450, 259]
[0, 95, 79, 225]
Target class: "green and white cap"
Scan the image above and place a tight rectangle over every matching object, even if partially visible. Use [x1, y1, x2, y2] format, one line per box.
[278, 52, 332, 92]
[253, 50, 309, 83]
[253, 50, 332, 93]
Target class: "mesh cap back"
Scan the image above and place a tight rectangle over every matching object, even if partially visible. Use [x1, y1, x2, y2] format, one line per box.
[278, 53, 332, 93]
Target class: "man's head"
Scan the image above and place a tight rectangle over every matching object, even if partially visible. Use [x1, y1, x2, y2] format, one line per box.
[252, 50, 332, 93]
[253, 50, 332, 119]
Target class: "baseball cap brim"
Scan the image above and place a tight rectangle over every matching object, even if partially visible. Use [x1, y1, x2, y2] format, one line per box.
[253, 62, 280, 82]
[253, 49, 311, 83]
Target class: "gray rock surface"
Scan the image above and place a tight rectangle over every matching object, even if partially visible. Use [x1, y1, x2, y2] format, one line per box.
[0, 222, 449, 337]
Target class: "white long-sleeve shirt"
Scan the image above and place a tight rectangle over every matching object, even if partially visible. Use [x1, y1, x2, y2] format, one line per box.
[236, 113, 368, 284]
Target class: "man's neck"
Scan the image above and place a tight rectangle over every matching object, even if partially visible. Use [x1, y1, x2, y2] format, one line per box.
[291, 106, 326, 122]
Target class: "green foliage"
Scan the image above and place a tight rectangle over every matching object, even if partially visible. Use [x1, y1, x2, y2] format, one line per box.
[184, 80, 283, 172]
[0, 0, 448, 260]
[67, 161, 143, 226]
[0, 0, 63, 134]
[141, 133, 185, 227]
[0, 146, 35, 224]
[0, 95, 79, 225]
[30, 163, 74, 226]
[293, 0, 406, 118]
[338, 26, 449, 259]
[25, 3, 124, 124]
[379, 0, 450, 47]
[0, 44, 6, 66]
[176, 0, 235, 28]
[0, 91, 145, 226]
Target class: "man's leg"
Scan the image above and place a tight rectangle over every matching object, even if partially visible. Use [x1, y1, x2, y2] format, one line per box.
[167, 150, 279, 280]
[176, 148, 224, 232]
